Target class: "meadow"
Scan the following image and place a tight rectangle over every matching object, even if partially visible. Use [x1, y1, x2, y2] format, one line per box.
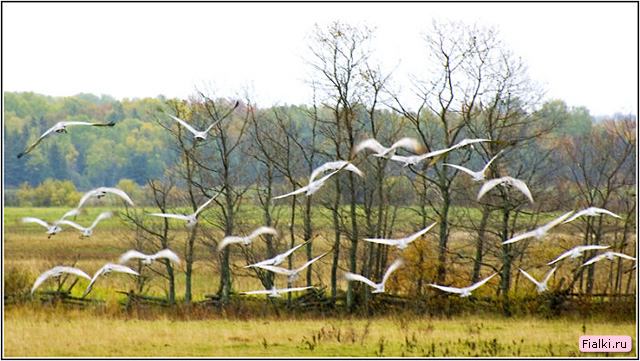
[3, 206, 637, 357]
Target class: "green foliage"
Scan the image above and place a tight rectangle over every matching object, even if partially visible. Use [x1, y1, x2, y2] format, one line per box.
[16, 179, 80, 207]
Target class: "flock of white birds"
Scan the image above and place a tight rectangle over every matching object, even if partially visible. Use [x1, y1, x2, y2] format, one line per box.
[20, 113, 636, 300]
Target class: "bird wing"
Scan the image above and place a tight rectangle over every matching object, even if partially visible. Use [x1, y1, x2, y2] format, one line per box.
[390, 137, 425, 154]
[388, 155, 418, 165]
[593, 207, 622, 219]
[76, 189, 99, 209]
[57, 266, 92, 280]
[217, 236, 244, 251]
[363, 237, 398, 246]
[542, 267, 558, 284]
[518, 268, 541, 288]
[477, 178, 505, 201]
[245, 258, 276, 268]
[249, 226, 278, 240]
[405, 222, 438, 244]
[578, 245, 611, 252]
[280, 240, 310, 259]
[581, 253, 608, 267]
[89, 211, 113, 229]
[506, 177, 534, 203]
[59, 208, 80, 221]
[543, 211, 575, 230]
[255, 265, 292, 275]
[352, 139, 386, 156]
[118, 250, 148, 264]
[31, 267, 63, 294]
[563, 209, 588, 224]
[502, 230, 537, 245]
[481, 151, 502, 173]
[296, 252, 328, 273]
[17, 124, 60, 158]
[273, 185, 310, 200]
[153, 249, 181, 264]
[194, 193, 220, 217]
[21, 217, 50, 229]
[106, 264, 140, 276]
[443, 163, 478, 177]
[610, 252, 636, 261]
[168, 114, 200, 135]
[429, 283, 463, 295]
[148, 213, 191, 221]
[57, 220, 85, 231]
[547, 249, 575, 265]
[63, 121, 112, 127]
[344, 272, 378, 289]
[280, 286, 314, 293]
[309, 161, 350, 183]
[466, 273, 497, 292]
[242, 289, 272, 295]
[103, 188, 134, 206]
[203, 118, 223, 134]
[381, 259, 404, 285]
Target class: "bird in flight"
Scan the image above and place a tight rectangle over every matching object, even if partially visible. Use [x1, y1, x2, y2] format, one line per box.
[429, 273, 497, 297]
[119, 249, 181, 265]
[273, 161, 363, 200]
[477, 176, 534, 204]
[58, 211, 113, 237]
[149, 192, 219, 228]
[519, 267, 557, 293]
[443, 151, 502, 182]
[581, 251, 636, 267]
[502, 211, 574, 245]
[344, 259, 404, 293]
[254, 252, 328, 282]
[352, 137, 425, 158]
[245, 240, 310, 268]
[22, 208, 80, 238]
[388, 138, 490, 167]
[167, 101, 239, 141]
[563, 207, 622, 224]
[242, 285, 315, 298]
[77, 187, 134, 209]
[17, 120, 115, 158]
[547, 245, 610, 265]
[83, 263, 139, 297]
[31, 266, 91, 294]
[363, 222, 437, 250]
[217, 226, 279, 251]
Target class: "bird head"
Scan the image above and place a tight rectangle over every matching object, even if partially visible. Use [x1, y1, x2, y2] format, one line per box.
[194, 133, 207, 141]
[82, 229, 92, 237]
[186, 217, 198, 227]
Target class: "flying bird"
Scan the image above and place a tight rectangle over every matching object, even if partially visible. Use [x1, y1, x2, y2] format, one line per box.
[363, 222, 437, 250]
[352, 137, 425, 158]
[519, 267, 557, 293]
[442, 151, 502, 182]
[149, 192, 219, 227]
[31, 266, 91, 294]
[563, 207, 622, 224]
[477, 176, 534, 203]
[388, 138, 491, 167]
[21, 208, 80, 238]
[255, 252, 328, 282]
[167, 101, 239, 141]
[217, 226, 279, 251]
[58, 211, 113, 237]
[502, 211, 574, 245]
[77, 187, 134, 208]
[344, 259, 403, 293]
[547, 245, 611, 265]
[83, 263, 139, 297]
[242, 285, 315, 298]
[273, 161, 363, 200]
[429, 273, 497, 297]
[119, 249, 181, 265]
[17, 121, 115, 158]
[581, 251, 636, 267]
[245, 241, 310, 268]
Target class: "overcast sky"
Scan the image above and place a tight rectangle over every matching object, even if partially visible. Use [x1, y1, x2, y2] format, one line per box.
[3, 3, 637, 116]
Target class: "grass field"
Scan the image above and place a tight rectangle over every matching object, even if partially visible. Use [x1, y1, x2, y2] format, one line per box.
[3, 305, 636, 357]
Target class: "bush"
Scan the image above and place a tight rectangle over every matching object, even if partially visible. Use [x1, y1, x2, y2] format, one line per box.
[16, 179, 80, 207]
[4, 266, 33, 298]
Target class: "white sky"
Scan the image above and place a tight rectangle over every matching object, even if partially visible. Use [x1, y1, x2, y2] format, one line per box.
[2, 2, 637, 116]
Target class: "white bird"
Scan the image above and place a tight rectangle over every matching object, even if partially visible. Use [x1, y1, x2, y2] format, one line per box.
[77, 187, 134, 208]
[352, 137, 425, 158]
[388, 138, 491, 167]
[149, 193, 219, 228]
[167, 101, 239, 141]
[58, 211, 113, 237]
[502, 211, 574, 245]
[119, 249, 181, 265]
[31, 266, 91, 294]
[307, 160, 364, 184]
[255, 252, 328, 282]
[477, 176, 534, 203]
[242, 285, 315, 298]
[581, 251, 636, 267]
[217, 226, 279, 251]
[17, 120, 115, 158]
[273, 161, 363, 200]
[519, 267, 557, 293]
[344, 259, 403, 293]
[21, 208, 80, 238]
[363, 222, 437, 250]
[83, 263, 139, 297]
[442, 151, 502, 182]
[563, 207, 622, 224]
[547, 245, 611, 265]
[429, 273, 497, 297]
[245, 241, 310, 268]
